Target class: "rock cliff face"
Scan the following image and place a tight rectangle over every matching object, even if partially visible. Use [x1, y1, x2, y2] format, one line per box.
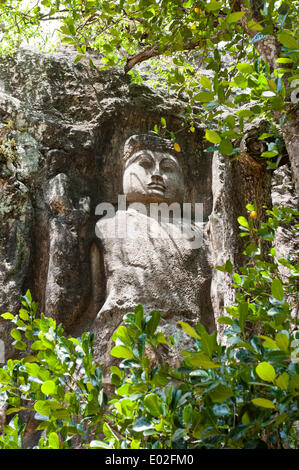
[0, 48, 296, 364]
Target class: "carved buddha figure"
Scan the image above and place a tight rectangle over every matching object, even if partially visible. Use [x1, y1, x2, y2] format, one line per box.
[122, 134, 184, 205]
[92, 134, 215, 362]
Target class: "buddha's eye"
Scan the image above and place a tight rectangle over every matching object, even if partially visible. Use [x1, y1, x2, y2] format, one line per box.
[161, 161, 175, 172]
[139, 157, 153, 169]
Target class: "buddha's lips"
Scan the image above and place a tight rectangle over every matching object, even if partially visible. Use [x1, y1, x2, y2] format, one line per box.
[147, 182, 166, 191]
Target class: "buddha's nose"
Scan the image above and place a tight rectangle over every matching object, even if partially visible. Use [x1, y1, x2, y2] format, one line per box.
[151, 173, 164, 184]
[151, 163, 164, 181]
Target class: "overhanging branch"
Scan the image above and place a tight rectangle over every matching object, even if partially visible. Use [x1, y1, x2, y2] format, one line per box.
[124, 45, 160, 73]
[124, 41, 201, 73]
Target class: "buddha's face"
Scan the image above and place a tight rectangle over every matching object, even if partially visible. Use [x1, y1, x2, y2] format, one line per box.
[123, 149, 184, 204]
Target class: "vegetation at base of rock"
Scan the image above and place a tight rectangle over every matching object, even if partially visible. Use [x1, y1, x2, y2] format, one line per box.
[0, 205, 298, 449]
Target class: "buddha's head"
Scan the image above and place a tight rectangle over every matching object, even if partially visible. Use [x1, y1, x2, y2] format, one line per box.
[123, 134, 184, 204]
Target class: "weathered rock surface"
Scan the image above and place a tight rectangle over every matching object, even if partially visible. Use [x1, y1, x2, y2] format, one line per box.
[0, 48, 214, 363]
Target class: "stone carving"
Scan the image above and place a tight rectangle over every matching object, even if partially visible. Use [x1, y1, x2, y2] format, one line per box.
[0, 49, 290, 372]
[92, 134, 215, 366]
[45, 173, 91, 328]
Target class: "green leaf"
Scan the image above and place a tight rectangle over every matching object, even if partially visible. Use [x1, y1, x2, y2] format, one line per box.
[25, 363, 41, 377]
[90, 440, 111, 449]
[205, 1, 222, 12]
[144, 393, 163, 417]
[277, 32, 298, 50]
[256, 362, 276, 382]
[275, 332, 289, 352]
[237, 109, 254, 118]
[258, 133, 274, 140]
[200, 75, 212, 89]
[34, 401, 51, 417]
[229, 424, 249, 441]
[152, 373, 170, 386]
[290, 375, 299, 390]
[196, 323, 217, 358]
[184, 352, 220, 369]
[74, 55, 83, 63]
[156, 332, 170, 345]
[271, 278, 284, 301]
[261, 151, 278, 158]
[216, 261, 233, 273]
[103, 422, 119, 442]
[171, 428, 185, 442]
[182, 403, 193, 427]
[52, 409, 70, 420]
[41, 380, 57, 395]
[241, 412, 251, 425]
[178, 321, 200, 339]
[252, 398, 276, 409]
[237, 216, 249, 228]
[110, 365, 122, 378]
[205, 130, 221, 144]
[31, 340, 48, 351]
[194, 92, 215, 103]
[60, 25, 70, 35]
[276, 58, 293, 64]
[219, 139, 234, 155]
[234, 75, 248, 89]
[224, 259, 233, 274]
[210, 384, 234, 403]
[134, 305, 144, 331]
[6, 406, 27, 415]
[110, 345, 135, 359]
[239, 302, 248, 333]
[276, 372, 289, 390]
[132, 417, 155, 432]
[145, 310, 161, 336]
[247, 20, 263, 31]
[217, 316, 233, 325]
[160, 117, 166, 128]
[233, 273, 242, 284]
[19, 309, 29, 321]
[23, 355, 39, 364]
[48, 432, 60, 449]
[1, 312, 14, 320]
[137, 333, 147, 358]
[13, 341, 27, 351]
[258, 335, 278, 349]
[10, 328, 22, 341]
[113, 325, 133, 347]
[236, 63, 254, 74]
[25, 290, 32, 303]
[224, 115, 236, 129]
[227, 11, 246, 23]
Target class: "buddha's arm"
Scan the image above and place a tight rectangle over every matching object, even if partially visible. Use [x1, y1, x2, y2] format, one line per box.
[90, 240, 106, 318]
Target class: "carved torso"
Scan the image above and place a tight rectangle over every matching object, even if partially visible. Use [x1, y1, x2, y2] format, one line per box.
[97, 208, 213, 326]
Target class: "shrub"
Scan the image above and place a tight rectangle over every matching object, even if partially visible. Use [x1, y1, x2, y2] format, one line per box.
[0, 205, 298, 449]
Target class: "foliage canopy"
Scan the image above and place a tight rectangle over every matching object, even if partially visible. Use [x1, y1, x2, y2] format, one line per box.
[0, 1, 298, 168]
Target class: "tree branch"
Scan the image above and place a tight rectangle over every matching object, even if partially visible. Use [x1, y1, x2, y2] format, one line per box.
[124, 45, 160, 73]
[124, 41, 201, 73]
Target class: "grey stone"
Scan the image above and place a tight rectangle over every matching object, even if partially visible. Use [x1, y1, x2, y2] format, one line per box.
[0, 47, 296, 370]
